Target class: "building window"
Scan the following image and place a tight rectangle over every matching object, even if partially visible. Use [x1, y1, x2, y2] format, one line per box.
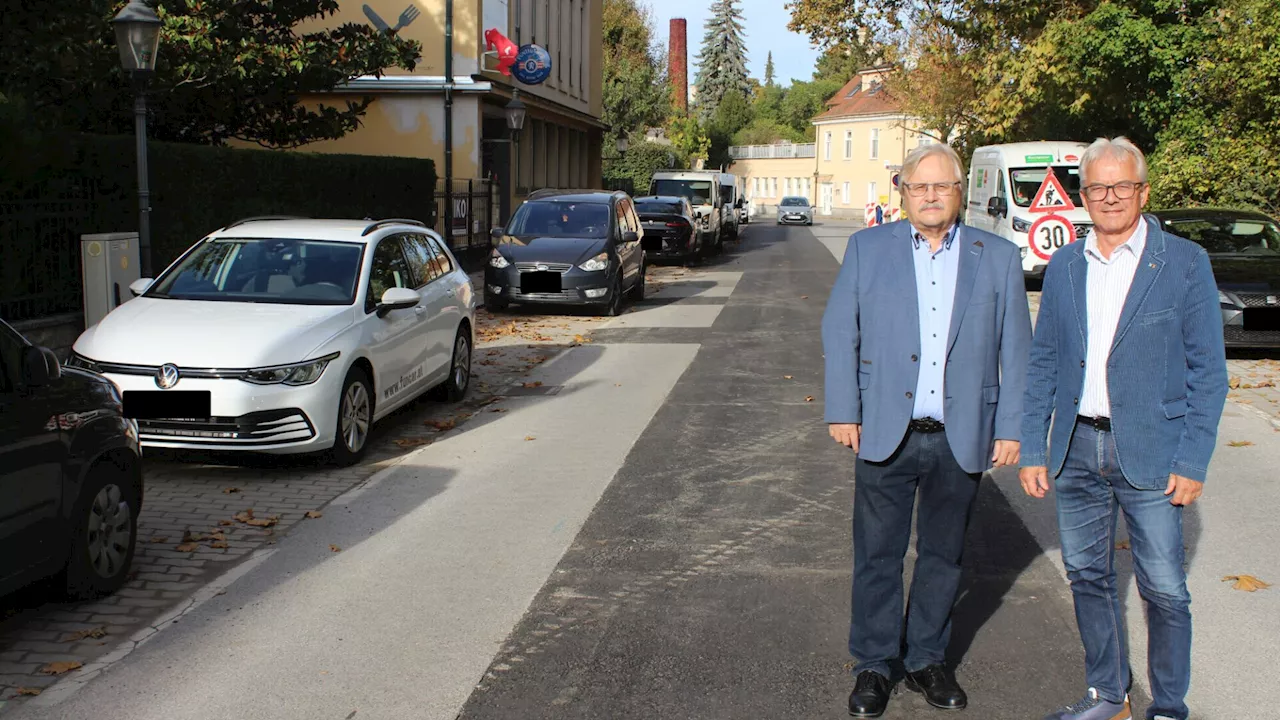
[869, 128, 880, 160]
[769, 178, 776, 197]
[867, 181, 878, 204]
[842, 182, 850, 205]
[844, 131, 852, 159]
[803, 178, 811, 198]
[824, 131, 832, 161]
[579, 4, 586, 93]
[917, 132, 932, 147]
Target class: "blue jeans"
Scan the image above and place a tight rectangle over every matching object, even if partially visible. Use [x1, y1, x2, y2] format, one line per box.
[850, 429, 981, 678]
[1056, 422, 1191, 720]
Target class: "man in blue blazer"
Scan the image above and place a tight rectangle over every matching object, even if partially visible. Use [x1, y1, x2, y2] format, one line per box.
[1020, 137, 1228, 720]
[822, 143, 1032, 717]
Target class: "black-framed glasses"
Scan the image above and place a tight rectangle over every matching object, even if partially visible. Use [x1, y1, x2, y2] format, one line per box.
[902, 181, 961, 198]
[1082, 181, 1146, 201]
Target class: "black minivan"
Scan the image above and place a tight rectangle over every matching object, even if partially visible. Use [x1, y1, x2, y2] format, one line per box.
[0, 318, 144, 599]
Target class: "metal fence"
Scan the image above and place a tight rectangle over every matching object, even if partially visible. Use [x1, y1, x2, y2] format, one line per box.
[728, 143, 817, 160]
[433, 177, 497, 254]
[0, 180, 108, 323]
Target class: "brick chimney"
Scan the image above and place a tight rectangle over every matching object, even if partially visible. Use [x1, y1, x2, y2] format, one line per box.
[669, 18, 688, 115]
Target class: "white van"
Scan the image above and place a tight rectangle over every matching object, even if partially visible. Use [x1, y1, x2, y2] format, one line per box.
[650, 170, 729, 252]
[966, 142, 1093, 276]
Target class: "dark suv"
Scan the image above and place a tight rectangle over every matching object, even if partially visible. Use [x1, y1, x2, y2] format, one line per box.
[485, 189, 647, 316]
[0, 318, 144, 600]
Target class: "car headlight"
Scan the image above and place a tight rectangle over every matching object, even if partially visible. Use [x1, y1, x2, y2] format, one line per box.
[1012, 217, 1032, 233]
[242, 352, 339, 386]
[66, 351, 100, 372]
[579, 252, 610, 272]
[489, 249, 510, 269]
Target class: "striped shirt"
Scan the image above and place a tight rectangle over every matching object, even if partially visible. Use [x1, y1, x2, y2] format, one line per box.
[1080, 217, 1148, 419]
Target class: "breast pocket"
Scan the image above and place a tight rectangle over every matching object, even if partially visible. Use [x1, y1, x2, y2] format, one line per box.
[1141, 307, 1177, 325]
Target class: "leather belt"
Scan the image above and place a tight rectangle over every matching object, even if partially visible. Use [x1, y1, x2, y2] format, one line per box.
[1076, 415, 1112, 432]
[909, 418, 945, 434]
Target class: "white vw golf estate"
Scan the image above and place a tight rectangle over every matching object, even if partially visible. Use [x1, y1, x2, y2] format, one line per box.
[68, 217, 476, 464]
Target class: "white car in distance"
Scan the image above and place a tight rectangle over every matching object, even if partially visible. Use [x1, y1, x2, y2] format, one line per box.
[67, 217, 476, 465]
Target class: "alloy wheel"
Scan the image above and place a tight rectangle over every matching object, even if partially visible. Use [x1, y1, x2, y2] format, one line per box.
[341, 381, 371, 453]
[86, 484, 132, 579]
[453, 335, 471, 392]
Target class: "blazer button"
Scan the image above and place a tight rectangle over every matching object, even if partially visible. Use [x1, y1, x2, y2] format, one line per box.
[1080, 360, 1086, 367]
[911, 354, 918, 362]
[1073, 397, 1079, 404]
[906, 392, 914, 399]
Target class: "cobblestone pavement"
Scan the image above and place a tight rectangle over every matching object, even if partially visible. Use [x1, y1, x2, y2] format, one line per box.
[0, 265, 689, 706]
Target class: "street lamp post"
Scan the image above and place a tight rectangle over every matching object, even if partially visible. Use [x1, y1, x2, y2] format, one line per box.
[504, 90, 527, 200]
[111, 0, 162, 279]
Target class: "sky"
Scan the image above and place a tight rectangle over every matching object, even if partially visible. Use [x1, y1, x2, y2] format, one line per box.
[642, 0, 822, 89]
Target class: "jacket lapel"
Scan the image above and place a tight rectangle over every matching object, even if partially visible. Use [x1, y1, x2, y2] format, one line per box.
[947, 226, 982, 356]
[1068, 248, 1088, 348]
[1110, 217, 1167, 354]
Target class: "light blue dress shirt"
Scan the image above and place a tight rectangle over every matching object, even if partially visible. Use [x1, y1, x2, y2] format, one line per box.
[910, 223, 961, 421]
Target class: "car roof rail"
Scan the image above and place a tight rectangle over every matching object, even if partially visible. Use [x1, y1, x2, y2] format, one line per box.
[360, 218, 428, 236]
[220, 215, 308, 231]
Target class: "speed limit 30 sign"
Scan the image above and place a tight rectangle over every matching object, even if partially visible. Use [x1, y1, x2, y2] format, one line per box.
[1028, 213, 1077, 261]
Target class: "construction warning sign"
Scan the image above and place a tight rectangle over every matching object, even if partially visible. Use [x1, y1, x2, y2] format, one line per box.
[1028, 169, 1076, 214]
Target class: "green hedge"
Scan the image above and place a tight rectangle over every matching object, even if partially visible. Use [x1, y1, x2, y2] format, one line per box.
[5, 133, 438, 275]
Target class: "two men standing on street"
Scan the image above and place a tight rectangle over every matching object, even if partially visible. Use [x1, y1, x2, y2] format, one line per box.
[822, 137, 1227, 720]
[821, 142, 1033, 717]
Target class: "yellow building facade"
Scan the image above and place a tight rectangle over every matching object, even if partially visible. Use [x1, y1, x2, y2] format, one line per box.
[732, 67, 934, 223]
[288, 0, 606, 234]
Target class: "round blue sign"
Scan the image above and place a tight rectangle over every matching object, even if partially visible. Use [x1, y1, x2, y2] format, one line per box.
[513, 44, 552, 85]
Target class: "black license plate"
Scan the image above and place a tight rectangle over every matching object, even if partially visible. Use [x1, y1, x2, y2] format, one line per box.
[122, 390, 212, 420]
[1244, 308, 1280, 331]
[520, 271, 561, 294]
[642, 237, 663, 252]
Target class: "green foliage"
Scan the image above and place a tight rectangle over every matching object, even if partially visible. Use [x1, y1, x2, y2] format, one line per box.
[705, 90, 754, 167]
[603, 0, 671, 152]
[667, 115, 711, 163]
[780, 79, 845, 140]
[732, 119, 806, 146]
[0, 0, 421, 148]
[692, 0, 752, 121]
[814, 42, 880, 81]
[603, 134, 681, 192]
[765, 52, 777, 86]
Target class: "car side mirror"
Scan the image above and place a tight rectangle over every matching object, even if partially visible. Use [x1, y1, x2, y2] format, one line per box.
[490, 227, 505, 241]
[987, 196, 1008, 218]
[376, 287, 421, 318]
[129, 278, 153, 297]
[622, 231, 639, 244]
[22, 345, 61, 387]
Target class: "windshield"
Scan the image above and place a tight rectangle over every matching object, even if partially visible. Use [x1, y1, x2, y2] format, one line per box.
[507, 200, 610, 238]
[651, 179, 715, 206]
[636, 200, 684, 215]
[1161, 216, 1280, 254]
[781, 197, 810, 207]
[1009, 166, 1083, 208]
[146, 238, 364, 305]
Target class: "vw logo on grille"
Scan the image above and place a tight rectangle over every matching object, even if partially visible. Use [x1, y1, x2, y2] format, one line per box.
[537, 264, 549, 271]
[155, 363, 180, 389]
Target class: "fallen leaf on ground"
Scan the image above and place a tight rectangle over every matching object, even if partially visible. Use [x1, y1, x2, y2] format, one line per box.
[490, 408, 508, 413]
[486, 350, 501, 356]
[217, 520, 234, 527]
[39, 661, 83, 675]
[149, 536, 168, 544]
[1115, 540, 1130, 550]
[306, 510, 323, 519]
[210, 531, 226, 542]
[223, 487, 241, 494]
[1228, 440, 1254, 447]
[1229, 377, 1242, 389]
[523, 381, 543, 388]
[210, 541, 229, 549]
[425, 419, 457, 431]
[329, 544, 342, 553]
[176, 542, 199, 552]
[805, 396, 815, 402]
[63, 626, 107, 642]
[235, 509, 255, 522]
[784, 375, 794, 380]
[181, 530, 204, 543]
[14, 687, 42, 696]
[525, 436, 536, 441]
[245, 515, 279, 528]
[395, 437, 434, 448]
[1222, 574, 1271, 592]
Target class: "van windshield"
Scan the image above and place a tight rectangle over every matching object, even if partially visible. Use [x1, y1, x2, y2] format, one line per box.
[1009, 166, 1083, 208]
[651, 179, 715, 206]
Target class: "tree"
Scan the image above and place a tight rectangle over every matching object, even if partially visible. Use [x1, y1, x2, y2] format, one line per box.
[692, 0, 751, 121]
[667, 115, 711, 164]
[706, 89, 754, 167]
[885, 14, 982, 149]
[602, 0, 673, 176]
[814, 42, 880, 81]
[765, 52, 776, 86]
[0, 0, 421, 148]
[779, 78, 844, 140]
[604, 131, 681, 191]
[732, 119, 805, 146]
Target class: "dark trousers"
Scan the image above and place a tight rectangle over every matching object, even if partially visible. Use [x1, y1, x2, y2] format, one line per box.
[850, 428, 982, 678]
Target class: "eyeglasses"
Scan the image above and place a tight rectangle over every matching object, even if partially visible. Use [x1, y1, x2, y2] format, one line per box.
[902, 181, 961, 198]
[1081, 181, 1146, 201]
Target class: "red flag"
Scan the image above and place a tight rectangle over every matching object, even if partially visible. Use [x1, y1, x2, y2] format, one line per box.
[484, 29, 518, 76]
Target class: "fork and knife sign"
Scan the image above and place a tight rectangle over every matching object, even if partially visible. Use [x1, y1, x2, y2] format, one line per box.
[362, 3, 420, 33]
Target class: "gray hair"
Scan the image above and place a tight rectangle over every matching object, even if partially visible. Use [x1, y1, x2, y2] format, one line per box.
[1079, 136, 1148, 185]
[901, 142, 966, 187]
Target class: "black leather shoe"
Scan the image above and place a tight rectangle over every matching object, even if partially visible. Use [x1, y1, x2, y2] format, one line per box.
[904, 664, 967, 710]
[848, 670, 893, 718]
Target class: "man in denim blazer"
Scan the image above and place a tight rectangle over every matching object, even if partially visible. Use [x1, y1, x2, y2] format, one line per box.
[1020, 137, 1228, 720]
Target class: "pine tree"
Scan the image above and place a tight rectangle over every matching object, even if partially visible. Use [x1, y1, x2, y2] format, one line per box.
[692, 0, 751, 122]
[765, 51, 776, 87]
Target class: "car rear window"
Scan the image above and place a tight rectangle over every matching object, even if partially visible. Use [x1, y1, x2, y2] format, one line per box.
[1162, 216, 1280, 253]
[636, 201, 683, 215]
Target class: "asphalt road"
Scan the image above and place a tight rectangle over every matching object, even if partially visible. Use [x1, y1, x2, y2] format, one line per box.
[14, 221, 1275, 720]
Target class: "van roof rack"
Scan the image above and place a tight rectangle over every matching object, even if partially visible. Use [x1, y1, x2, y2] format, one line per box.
[221, 215, 307, 231]
[360, 218, 428, 236]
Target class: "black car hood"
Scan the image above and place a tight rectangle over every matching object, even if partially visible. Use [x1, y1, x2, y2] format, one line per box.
[495, 236, 608, 265]
[1207, 254, 1280, 293]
